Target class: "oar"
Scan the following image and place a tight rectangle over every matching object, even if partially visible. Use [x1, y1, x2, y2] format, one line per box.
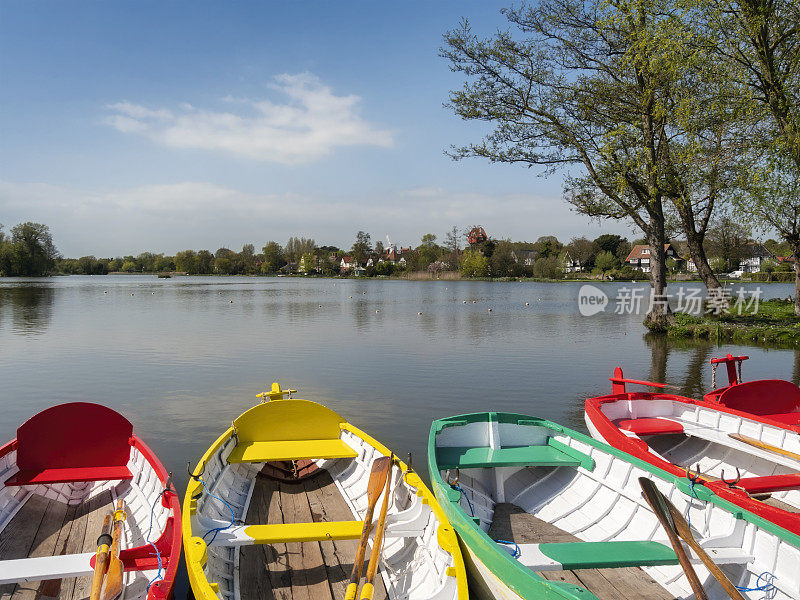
[360, 454, 394, 600]
[638, 477, 708, 600]
[89, 514, 114, 600]
[100, 500, 127, 600]
[729, 433, 800, 462]
[344, 456, 391, 600]
[666, 502, 747, 600]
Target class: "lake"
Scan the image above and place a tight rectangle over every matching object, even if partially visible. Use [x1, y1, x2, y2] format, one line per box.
[1, 275, 797, 596]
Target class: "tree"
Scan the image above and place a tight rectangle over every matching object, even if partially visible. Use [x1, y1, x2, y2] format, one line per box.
[442, 2, 715, 328]
[706, 214, 751, 272]
[595, 251, 619, 276]
[490, 240, 517, 277]
[351, 231, 372, 264]
[238, 243, 257, 274]
[735, 153, 800, 312]
[8, 222, 59, 276]
[299, 252, 317, 274]
[533, 256, 563, 279]
[445, 226, 461, 253]
[197, 250, 214, 274]
[566, 237, 595, 271]
[121, 260, 137, 273]
[284, 237, 316, 263]
[175, 250, 198, 274]
[374, 240, 385, 258]
[261, 242, 286, 274]
[460, 249, 490, 277]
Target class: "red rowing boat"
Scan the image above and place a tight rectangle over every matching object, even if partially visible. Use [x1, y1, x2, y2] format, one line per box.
[0, 402, 181, 599]
[585, 360, 800, 535]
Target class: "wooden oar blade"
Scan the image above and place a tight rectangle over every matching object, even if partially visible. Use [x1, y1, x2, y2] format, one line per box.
[345, 455, 392, 600]
[666, 503, 747, 600]
[638, 477, 709, 600]
[367, 456, 391, 500]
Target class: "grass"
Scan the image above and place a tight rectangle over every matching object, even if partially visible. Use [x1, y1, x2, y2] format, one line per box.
[667, 299, 800, 348]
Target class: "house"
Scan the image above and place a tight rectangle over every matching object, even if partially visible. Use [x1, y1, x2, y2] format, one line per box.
[562, 251, 583, 273]
[685, 257, 697, 272]
[340, 256, 355, 270]
[739, 242, 774, 273]
[511, 249, 536, 267]
[624, 244, 680, 273]
[299, 255, 317, 274]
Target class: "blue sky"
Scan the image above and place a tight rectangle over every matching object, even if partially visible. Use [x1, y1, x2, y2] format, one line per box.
[0, 1, 628, 257]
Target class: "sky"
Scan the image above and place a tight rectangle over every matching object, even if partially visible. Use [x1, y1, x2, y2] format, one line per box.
[0, 1, 630, 257]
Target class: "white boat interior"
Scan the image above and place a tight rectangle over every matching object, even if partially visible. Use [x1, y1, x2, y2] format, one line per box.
[591, 396, 800, 511]
[435, 414, 800, 600]
[0, 443, 174, 597]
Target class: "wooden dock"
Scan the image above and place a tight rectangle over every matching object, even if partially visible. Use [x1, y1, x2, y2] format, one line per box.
[488, 503, 678, 600]
[0, 490, 114, 600]
[240, 471, 389, 600]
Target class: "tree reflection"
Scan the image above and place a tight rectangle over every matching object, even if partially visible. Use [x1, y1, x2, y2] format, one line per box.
[0, 285, 55, 335]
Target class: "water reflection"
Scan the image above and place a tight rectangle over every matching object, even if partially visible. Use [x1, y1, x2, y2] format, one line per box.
[0, 284, 55, 335]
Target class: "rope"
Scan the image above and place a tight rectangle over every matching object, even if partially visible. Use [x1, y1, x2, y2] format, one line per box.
[685, 480, 696, 529]
[200, 476, 235, 545]
[496, 539, 521, 559]
[450, 483, 474, 517]
[737, 360, 743, 384]
[735, 571, 776, 593]
[712, 363, 717, 389]
[145, 488, 167, 592]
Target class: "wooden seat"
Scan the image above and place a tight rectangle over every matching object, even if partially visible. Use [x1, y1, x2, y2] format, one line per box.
[227, 439, 357, 464]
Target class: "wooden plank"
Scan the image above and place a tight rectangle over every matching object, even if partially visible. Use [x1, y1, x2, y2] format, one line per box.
[240, 476, 286, 600]
[489, 503, 677, 600]
[70, 491, 113, 600]
[9, 497, 70, 600]
[0, 495, 50, 600]
[305, 473, 388, 600]
[280, 481, 332, 600]
[239, 471, 388, 600]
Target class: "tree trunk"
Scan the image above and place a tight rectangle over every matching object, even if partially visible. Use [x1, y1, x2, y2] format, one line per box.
[643, 220, 674, 331]
[792, 242, 800, 317]
[685, 230, 721, 290]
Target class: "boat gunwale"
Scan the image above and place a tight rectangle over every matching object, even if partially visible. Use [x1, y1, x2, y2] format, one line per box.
[183, 400, 469, 600]
[427, 411, 800, 600]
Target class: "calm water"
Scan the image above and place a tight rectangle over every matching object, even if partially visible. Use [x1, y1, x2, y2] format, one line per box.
[1, 275, 797, 595]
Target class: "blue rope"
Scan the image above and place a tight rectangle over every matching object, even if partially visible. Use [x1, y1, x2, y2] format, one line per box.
[200, 476, 235, 545]
[735, 571, 776, 593]
[450, 483, 474, 517]
[145, 489, 166, 593]
[496, 539, 521, 559]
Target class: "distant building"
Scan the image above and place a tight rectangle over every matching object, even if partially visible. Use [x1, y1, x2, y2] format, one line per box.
[624, 244, 680, 273]
[562, 251, 583, 273]
[511, 249, 536, 267]
[739, 242, 774, 273]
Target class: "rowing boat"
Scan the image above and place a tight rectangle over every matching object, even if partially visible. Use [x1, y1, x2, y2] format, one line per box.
[585, 367, 800, 534]
[428, 411, 800, 599]
[183, 384, 467, 600]
[0, 402, 181, 599]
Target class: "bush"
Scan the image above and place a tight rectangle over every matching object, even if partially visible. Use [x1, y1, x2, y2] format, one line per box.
[532, 256, 563, 279]
[460, 250, 490, 277]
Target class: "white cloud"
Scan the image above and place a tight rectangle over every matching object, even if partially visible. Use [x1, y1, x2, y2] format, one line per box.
[0, 179, 625, 257]
[103, 73, 395, 164]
